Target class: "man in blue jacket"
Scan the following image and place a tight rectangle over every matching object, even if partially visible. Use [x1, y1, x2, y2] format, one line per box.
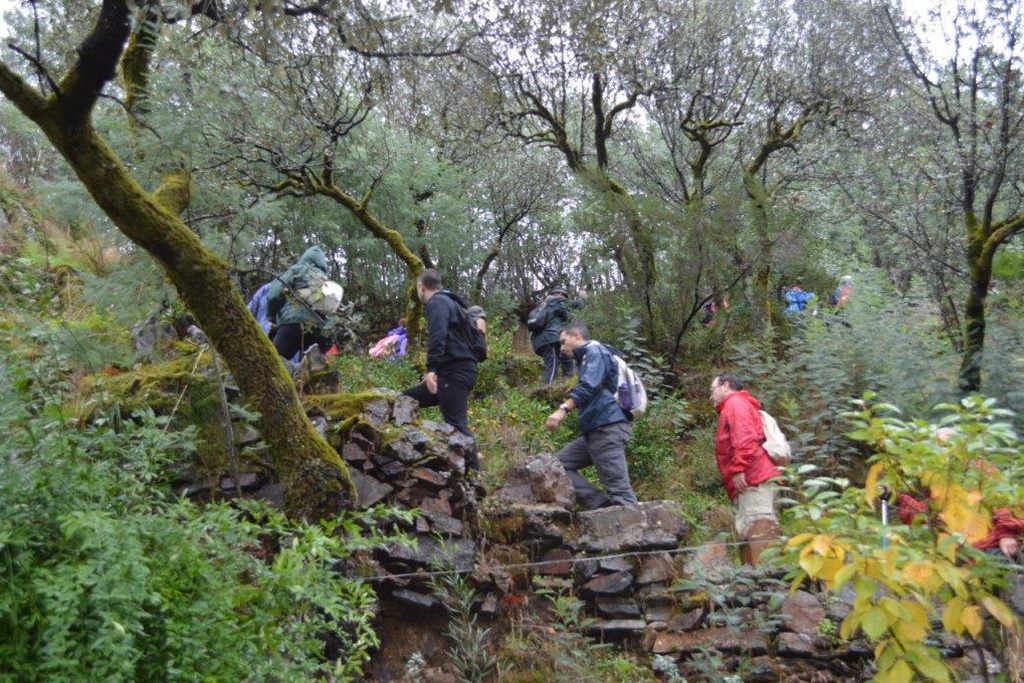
[543, 322, 637, 510]
[402, 269, 480, 470]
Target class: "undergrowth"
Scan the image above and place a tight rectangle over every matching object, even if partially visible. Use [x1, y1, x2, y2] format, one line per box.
[0, 343, 405, 682]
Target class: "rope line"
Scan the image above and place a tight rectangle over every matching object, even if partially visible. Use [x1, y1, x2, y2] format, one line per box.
[355, 538, 753, 584]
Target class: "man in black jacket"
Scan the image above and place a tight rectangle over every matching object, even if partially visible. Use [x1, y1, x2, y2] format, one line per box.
[530, 286, 582, 384]
[402, 269, 480, 470]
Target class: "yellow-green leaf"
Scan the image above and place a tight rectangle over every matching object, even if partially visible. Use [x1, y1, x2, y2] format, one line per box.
[962, 605, 983, 637]
[942, 597, 964, 633]
[865, 463, 884, 505]
[833, 562, 858, 591]
[980, 594, 1019, 630]
[862, 606, 890, 639]
[914, 655, 951, 682]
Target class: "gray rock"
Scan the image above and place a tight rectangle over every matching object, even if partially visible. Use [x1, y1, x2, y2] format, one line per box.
[363, 398, 391, 427]
[664, 607, 704, 631]
[252, 483, 283, 508]
[493, 455, 574, 509]
[422, 420, 455, 435]
[587, 619, 647, 635]
[599, 556, 633, 573]
[130, 313, 177, 354]
[580, 570, 634, 597]
[349, 468, 394, 508]
[681, 543, 733, 583]
[386, 438, 422, 465]
[637, 553, 677, 584]
[342, 440, 370, 462]
[402, 427, 431, 451]
[574, 500, 688, 553]
[775, 632, 820, 657]
[391, 589, 440, 610]
[410, 467, 450, 489]
[392, 395, 419, 426]
[780, 590, 827, 634]
[219, 472, 260, 491]
[309, 415, 329, 436]
[447, 431, 476, 459]
[424, 511, 463, 536]
[596, 597, 642, 619]
[537, 548, 574, 576]
[385, 535, 475, 572]
[234, 423, 262, 446]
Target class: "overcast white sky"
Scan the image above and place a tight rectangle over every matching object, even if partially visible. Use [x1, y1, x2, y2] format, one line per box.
[0, 0, 954, 47]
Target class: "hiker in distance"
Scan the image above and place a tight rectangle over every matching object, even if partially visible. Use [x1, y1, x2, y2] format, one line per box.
[528, 285, 583, 385]
[401, 269, 483, 471]
[544, 322, 638, 510]
[265, 246, 333, 361]
[710, 373, 782, 566]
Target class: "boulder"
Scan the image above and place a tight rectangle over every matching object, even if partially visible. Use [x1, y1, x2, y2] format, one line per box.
[574, 500, 688, 553]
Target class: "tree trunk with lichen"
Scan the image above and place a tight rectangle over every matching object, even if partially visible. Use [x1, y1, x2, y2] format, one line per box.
[0, 1, 354, 522]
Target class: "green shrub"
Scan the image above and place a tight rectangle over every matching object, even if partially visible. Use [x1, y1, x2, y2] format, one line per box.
[0, 348, 399, 682]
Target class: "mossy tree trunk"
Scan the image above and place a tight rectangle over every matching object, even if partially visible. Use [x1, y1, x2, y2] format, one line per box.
[740, 105, 821, 336]
[0, 0, 355, 522]
[958, 211, 1024, 393]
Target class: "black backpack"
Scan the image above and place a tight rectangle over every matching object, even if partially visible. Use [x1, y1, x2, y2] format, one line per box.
[463, 311, 487, 362]
[441, 292, 488, 362]
[526, 301, 549, 332]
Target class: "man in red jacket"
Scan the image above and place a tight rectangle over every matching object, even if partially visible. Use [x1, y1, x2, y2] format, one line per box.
[711, 373, 782, 566]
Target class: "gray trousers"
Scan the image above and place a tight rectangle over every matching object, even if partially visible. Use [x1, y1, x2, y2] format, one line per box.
[556, 421, 637, 510]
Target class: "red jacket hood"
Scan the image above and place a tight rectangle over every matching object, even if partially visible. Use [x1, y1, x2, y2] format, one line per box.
[717, 390, 762, 414]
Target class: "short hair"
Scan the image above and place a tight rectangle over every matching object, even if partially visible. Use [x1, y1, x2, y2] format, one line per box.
[417, 269, 442, 291]
[715, 373, 744, 391]
[562, 321, 590, 340]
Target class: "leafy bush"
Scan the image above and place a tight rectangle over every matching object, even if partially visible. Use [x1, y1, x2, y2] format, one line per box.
[0, 348, 398, 682]
[782, 395, 1024, 683]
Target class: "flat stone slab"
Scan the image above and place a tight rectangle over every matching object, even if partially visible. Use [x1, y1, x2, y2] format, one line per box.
[649, 626, 767, 656]
[574, 500, 688, 553]
[349, 468, 394, 508]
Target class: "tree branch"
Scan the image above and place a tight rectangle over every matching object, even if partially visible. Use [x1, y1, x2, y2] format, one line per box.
[54, 0, 132, 127]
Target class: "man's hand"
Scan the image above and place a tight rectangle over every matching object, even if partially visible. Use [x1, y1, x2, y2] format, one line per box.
[732, 473, 749, 495]
[544, 408, 566, 431]
[425, 372, 438, 395]
[999, 536, 1020, 558]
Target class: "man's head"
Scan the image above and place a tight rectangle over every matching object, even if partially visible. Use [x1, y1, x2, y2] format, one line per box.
[416, 269, 443, 302]
[549, 286, 568, 298]
[559, 321, 589, 355]
[710, 373, 743, 406]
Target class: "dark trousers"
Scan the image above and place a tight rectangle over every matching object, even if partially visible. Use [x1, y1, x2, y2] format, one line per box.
[403, 361, 479, 469]
[272, 323, 327, 361]
[557, 422, 636, 510]
[540, 342, 575, 384]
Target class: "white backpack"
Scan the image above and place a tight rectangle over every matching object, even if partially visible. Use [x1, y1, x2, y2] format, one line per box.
[610, 354, 648, 420]
[296, 272, 344, 315]
[759, 410, 791, 466]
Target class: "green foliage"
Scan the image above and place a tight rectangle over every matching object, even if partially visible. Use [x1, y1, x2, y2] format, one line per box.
[0, 347, 399, 682]
[497, 588, 658, 683]
[627, 391, 690, 482]
[331, 353, 421, 393]
[429, 558, 501, 683]
[781, 395, 1024, 683]
[730, 273, 961, 479]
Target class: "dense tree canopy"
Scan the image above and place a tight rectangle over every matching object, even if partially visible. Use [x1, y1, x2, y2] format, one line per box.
[3, 0, 1024, 509]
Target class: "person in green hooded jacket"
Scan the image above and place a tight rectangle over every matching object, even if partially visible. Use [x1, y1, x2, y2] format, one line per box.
[266, 246, 331, 361]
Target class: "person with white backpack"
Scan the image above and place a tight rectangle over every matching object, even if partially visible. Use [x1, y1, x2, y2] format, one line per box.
[709, 373, 783, 566]
[543, 322, 638, 510]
